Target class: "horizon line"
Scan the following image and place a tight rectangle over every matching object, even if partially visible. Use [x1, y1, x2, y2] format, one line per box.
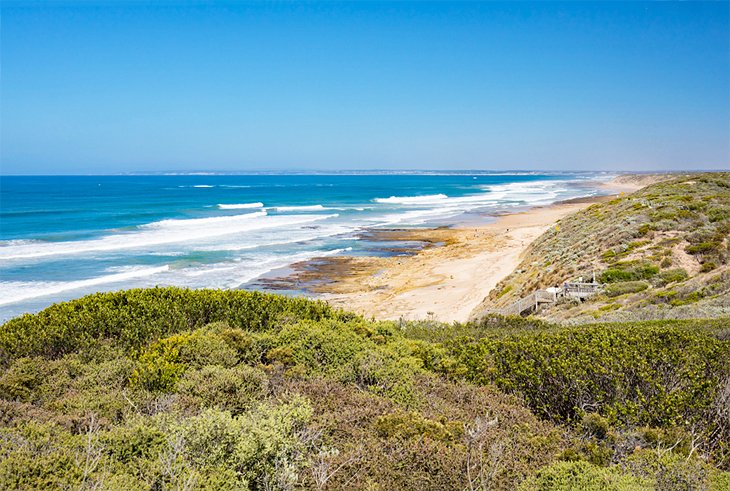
[2, 168, 727, 177]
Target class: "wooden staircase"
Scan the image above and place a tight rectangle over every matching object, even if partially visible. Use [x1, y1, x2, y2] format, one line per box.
[500, 282, 603, 316]
[501, 289, 557, 316]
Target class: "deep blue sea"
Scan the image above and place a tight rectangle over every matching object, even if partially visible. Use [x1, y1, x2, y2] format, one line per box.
[0, 172, 613, 320]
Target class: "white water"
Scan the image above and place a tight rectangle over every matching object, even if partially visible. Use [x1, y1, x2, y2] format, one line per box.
[0, 212, 339, 260]
[217, 202, 264, 209]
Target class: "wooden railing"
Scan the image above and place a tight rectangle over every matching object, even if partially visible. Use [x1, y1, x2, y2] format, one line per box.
[501, 289, 557, 316]
[500, 282, 602, 316]
[563, 282, 603, 298]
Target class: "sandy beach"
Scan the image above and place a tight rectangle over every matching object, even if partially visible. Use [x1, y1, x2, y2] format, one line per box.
[256, 178, 653, 323]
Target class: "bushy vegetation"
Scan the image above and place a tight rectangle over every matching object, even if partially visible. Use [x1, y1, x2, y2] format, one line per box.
[1, 289, 728, 489]
[604, 281, 650, 298]
[518, 461, 651, 490]
[653, 268, 689, 287]
[0, 287, 349, 363]
[443, 321, 729, 431]
[599, 261, 659, 283]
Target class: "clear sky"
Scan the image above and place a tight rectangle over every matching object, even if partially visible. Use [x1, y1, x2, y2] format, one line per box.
[1, 1, 728, 174]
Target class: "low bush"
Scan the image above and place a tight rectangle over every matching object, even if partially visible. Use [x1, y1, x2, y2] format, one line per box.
[446, 319, 730, 465]
[686, 242, 721, 255]
[130, 329, 238, 392]
[624, 449, 723, 491]
[0, 357, 52, 403]
[346, 349, 422, 407]
[654, 268, 689, 286]
[374, 410, 462, 442]
[604, 281, 650, 298]
[176, 399, 313, 488]
[599, 261, 660, 283]
[177, 365, 269, 414]
[519, 461, 651, 491]
[1, 288, 729, 488]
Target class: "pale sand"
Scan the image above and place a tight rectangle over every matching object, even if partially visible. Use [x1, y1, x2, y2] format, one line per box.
[266, 175, 661, 323]
[317, 200, 605, 322]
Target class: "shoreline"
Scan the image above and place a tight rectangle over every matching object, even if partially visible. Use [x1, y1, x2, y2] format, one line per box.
[254, 177, 652, 322]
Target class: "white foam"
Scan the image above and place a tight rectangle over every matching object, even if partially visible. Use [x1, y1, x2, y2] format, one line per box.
[0, 243, 358, 309]
[272, 204, 327, 212]
[0, 211, 339, 260]
[374, 194, 448, 204]
[370, 207, 465, 226]
[481, 180, 568, 199]
[195, 224, 352, 252]
[0, 265, 170, 306]
[193, 185, 214, 188]
[366, 181, 588, 226]
[217, 202, 264, 210]
[168, 247, 353, 289]
[0, 239, 42, 247]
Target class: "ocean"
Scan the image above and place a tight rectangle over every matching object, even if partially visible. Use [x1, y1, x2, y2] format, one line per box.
[0, 172, 613, 320]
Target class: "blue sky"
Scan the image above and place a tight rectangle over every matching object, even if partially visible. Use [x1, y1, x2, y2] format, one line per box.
[1, 1, 728, 174]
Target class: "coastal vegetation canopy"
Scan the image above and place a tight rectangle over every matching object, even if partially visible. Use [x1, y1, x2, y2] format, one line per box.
[1, 288, 728, 489]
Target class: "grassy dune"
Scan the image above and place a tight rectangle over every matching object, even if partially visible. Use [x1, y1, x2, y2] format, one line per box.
[472, 172, 730, 323]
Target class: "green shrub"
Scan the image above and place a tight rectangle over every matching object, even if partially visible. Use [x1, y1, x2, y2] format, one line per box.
[600, 262, 660, 283]
[103, 418, 168, 464]
[346, 349, 422, 407]
[177, 365, 269, 414]
[687, 242, 721, 255]
[600, 268, 636, 283]
[177, 397, 313, 487]
[712, 471, 730, 490]
[374, 411, 462, 442]
[129, 328, 241, 392]
[604, 281, 650, 298]
[0, 287, 347, 363]
[654, 268, 689, 286]
[0, 421, 86, 489]
[130, 332, 191, 392]
[626, 449, 717, 490]
[269, 320, 372, 374]
[449, 321, 730, 437]
[579, 413, 610, 440]
[602, 249, 618, 262]
[497, 285, 514, 298]
[519, 461, 651, 490]
[1, 280, 729, 488]
[0, 357, 50, 403]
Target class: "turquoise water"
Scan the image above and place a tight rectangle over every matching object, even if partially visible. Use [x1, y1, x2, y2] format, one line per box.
[0, 173, 612, 319]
